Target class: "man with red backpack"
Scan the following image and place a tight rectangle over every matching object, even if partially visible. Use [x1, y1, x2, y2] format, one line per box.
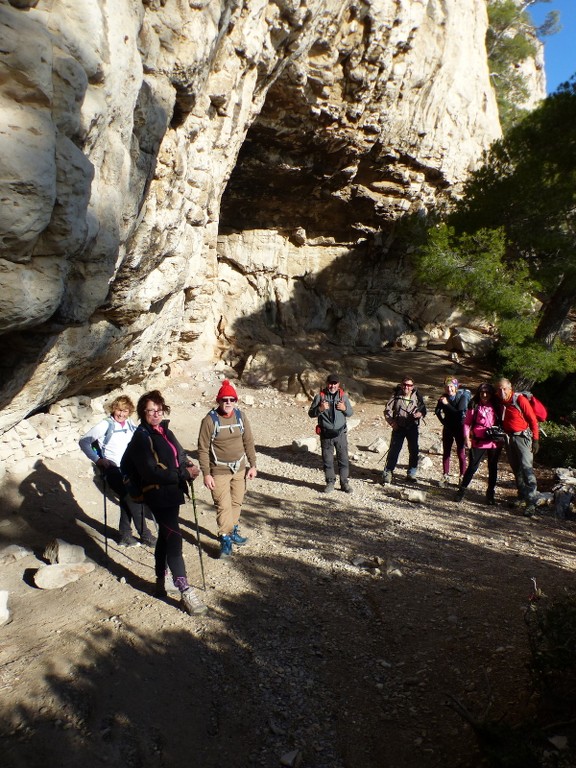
[496, 377, 540, 517]
[309, 373, 354, 494]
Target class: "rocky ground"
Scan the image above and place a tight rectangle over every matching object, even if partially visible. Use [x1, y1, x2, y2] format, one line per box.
[1, 349, 576, 768]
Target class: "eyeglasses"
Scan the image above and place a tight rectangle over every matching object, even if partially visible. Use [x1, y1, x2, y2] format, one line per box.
[220, 398, 237, 403]
[402, 383, 414, 388]
[145, 408, 163, 415]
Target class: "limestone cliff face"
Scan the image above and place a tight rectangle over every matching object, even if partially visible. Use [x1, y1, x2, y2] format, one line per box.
[0, 0, 502, 432]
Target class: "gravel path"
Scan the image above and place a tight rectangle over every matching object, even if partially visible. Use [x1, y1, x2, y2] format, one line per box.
[1, 365, 575, 768]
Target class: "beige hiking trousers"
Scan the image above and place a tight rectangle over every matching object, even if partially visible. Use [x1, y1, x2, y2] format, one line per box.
[212, 470, 246, 536]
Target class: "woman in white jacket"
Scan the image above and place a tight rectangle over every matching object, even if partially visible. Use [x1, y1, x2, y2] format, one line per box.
[79, 395, 156, 547]
[456, 383, 504, 506]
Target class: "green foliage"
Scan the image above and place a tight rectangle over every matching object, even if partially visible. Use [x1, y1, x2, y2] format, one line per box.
[536, 421, 576, 467]
[458, 80, 576, 265]
[416, 225, 534, 320]
[450, 80, 576, 373]
[487, 0, 539, 129]
[496, 335, 576, 384]
[416, 223, 576, 383]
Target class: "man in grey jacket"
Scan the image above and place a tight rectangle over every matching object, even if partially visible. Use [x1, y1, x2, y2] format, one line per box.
[309, 373, 354, 493]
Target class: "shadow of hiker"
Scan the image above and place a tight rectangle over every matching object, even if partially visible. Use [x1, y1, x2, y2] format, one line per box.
[15, 459, 141, 587]
[257, 443, 319, 470]
[257, 444, 381, 488]
[256, 468, 325, 492]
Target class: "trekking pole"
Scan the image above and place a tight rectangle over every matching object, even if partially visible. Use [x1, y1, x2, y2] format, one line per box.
[100, 471, 109, 562]
[378, 447, 390, 465]
[189, 480, 206, 591]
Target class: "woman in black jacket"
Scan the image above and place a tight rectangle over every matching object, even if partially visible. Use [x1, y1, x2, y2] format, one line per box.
[122, 390, 207, 616]
[434, 377, 468, 487]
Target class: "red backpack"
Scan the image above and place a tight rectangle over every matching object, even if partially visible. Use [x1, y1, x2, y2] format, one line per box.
[512, 392, 547, 422]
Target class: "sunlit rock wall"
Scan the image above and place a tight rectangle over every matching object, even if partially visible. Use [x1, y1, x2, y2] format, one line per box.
[0, 0, 502, 432]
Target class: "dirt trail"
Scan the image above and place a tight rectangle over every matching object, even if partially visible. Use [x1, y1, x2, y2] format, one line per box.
[1, 351, 575, 768]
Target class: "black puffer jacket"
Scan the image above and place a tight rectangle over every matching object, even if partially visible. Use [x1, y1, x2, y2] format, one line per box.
[121, 420, 189, 508]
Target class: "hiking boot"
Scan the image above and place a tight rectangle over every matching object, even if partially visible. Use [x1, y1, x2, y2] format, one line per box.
[231, 525, 248, 546]
[118, 533, 139, 547]
[341, 481, 352, 494]
[407, 468, 417, 482]
[523, 504, 536, 518]
[141, 530, 157, 547]
[439, 474, 450, 488]
[323, 481, 335, 494]
[382, 470, 392, 485]
[485, 491, 496, 506]
[180, 587, 208, 616]
[219, 534, 233, 559]
[455, 488, 465, 502]
[160, 571, 179, 595]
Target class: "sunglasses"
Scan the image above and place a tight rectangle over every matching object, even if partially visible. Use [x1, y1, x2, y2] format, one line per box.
[220, 397, 237, 403]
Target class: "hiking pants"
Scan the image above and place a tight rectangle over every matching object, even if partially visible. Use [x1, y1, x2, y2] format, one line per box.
[211, 470, 246, 536]
[321, 430, 349, 485]
[460, 446, 502, 494]
[505, 433, 538, 503]
[442, 424, 466, 476]
[103, 465, 147, 538]
[150, 504, 186, 581]
[386, 425, 419, 473]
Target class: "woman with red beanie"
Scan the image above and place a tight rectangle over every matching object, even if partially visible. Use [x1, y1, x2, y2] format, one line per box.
[197, 380, 257, 558]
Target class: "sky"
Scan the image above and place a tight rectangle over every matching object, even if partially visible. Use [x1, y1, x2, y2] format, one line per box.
[529, 0, 576, 93]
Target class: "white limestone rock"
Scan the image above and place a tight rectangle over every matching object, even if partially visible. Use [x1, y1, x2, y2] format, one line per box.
[0, 545, 33, 566]
[367, 437, 389, 454]
[33, 562, 95, 590]
[292, 437, 318, 452]
[43, 538, 87, 565]
[0, 591, 10, 626]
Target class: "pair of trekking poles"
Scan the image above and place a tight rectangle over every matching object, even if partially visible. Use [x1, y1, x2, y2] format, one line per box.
[100, 472, 206, 591]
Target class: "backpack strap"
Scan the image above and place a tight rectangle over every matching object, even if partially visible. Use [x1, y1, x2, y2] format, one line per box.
[91, 416, 116, 458]
[507, 393, 531, 431]
[320, 388, 345, 403]
[209, 408, 246, 472]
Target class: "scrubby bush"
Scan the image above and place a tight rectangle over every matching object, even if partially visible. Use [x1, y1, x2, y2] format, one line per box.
[536, 422, 576, 468]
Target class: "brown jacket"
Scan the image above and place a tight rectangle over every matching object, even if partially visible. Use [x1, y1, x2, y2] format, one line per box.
[197, 408, 257, 476]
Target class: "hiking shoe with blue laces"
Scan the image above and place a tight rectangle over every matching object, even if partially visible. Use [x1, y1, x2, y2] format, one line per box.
[231, 525, 248, 546]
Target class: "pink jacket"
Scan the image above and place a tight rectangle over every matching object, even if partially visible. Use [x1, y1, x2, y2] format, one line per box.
[463, 404, 501, 449]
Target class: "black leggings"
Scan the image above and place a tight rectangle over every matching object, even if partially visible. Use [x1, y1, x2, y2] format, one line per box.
[104, 465, 145, 537]
[150, 504, 186, 581]
[461, 446, 502, 493]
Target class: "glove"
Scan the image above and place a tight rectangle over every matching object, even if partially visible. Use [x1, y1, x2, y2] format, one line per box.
[532, 440, 539, 456]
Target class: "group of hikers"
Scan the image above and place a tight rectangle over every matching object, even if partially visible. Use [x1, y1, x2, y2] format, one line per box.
[310, 372, 542, 518]
[78, 371, 542, 617]
[79, 380, 257, 617]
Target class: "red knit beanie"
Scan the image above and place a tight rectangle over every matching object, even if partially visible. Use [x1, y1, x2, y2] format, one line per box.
[216, 379, 238, 401]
